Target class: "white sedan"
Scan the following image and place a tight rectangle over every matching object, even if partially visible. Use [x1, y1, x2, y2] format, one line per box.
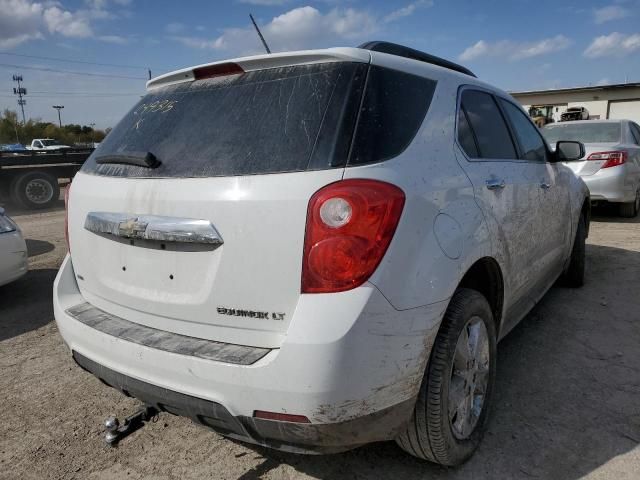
[0, 208, 27, 286]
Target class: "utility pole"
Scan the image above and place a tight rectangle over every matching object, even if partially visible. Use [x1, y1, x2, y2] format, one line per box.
[12, 75, 27, 124]
[249, 14, 271, 54]
[52, 105, 64, 128]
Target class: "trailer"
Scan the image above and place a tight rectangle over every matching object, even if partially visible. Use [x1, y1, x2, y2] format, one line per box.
[0, 148, 93, 209]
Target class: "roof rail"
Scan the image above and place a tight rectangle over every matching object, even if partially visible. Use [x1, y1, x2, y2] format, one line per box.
[358, 41, 476, 78]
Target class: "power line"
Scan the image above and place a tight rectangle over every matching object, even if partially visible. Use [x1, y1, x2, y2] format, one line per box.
[0, 51, 151, 71]
[31, 91, 142, 96]
[0, 93, 141, 98]
[0, 63, 147, 80]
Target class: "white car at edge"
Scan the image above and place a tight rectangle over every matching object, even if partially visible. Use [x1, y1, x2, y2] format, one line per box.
[0, 208, 28, 287]
[54, 42, 589, 465]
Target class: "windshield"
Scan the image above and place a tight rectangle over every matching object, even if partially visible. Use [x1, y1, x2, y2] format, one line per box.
[542, 123, 621, 144]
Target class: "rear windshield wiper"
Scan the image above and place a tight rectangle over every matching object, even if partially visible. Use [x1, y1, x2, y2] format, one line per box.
[95, 151, 161, 168]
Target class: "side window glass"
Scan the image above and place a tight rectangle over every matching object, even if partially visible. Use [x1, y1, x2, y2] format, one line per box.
[500, 99, 547, 162]
[461, 90, 517, 159]
[348, 66, 437, 165]
[457, 107, 479, 157]
[630, 124, 640, 145]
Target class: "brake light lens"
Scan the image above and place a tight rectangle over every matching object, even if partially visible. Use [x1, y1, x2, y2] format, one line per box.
[302, 179, 405, 294]
[193, 62, 244, 80]
[587, 151, 627, 168]
[64, 183, 71, 251]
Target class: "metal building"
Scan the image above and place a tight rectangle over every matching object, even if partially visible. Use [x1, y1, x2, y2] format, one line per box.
[511, 82, 640, 124]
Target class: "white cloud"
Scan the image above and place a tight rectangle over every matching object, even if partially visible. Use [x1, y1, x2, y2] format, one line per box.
[0, 0, 45, 48]
[171, 36, 226, 49]
[459, 35, 571, 62]
[584, 32, 640, 58]
[44, 6, 93, 37]
[593, 5, 630, 24]
[0, 0, 128, 48]
[384, 0, 433, 23]
[174, 6, 378, 55]
[596, 77, 611, 86]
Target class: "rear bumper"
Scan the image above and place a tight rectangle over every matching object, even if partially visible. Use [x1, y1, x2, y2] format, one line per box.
[582, 166, 635, 203]
[73, 351, 414, 454]
[0, 231, 28, 287]
[54, 255, 445, 453]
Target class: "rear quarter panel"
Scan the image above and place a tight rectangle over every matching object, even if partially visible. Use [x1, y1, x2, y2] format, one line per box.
[344, 61, 493, 312]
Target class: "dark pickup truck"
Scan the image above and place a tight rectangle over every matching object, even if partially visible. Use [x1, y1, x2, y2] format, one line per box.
[0, 148, 93, 209]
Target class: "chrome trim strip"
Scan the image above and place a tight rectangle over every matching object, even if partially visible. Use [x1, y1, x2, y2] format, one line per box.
[66, 303, 270, 365]
[84, 212, 223, 245]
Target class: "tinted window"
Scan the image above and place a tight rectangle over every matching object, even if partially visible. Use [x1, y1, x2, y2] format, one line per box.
[630, 123, 640, 145]
[83, 63, 366, 178]
[541, 122, 622, 144]
[460, 90, 517, 159]
[348, 66, 436, 165]
[457, 107, 479, 157]
[500, 100, 547, 162]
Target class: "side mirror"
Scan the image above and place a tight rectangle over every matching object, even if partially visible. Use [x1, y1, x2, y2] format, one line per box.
[556, 141, 585, 162]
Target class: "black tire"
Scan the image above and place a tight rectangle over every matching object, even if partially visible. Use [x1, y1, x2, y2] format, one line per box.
[561, 215, 586, 287]
[12, 171, 60, 210]
[396, 288, 497, 466]
[619, 189, 639, 218]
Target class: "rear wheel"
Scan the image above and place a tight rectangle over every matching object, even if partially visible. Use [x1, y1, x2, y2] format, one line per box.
[12, 172, 60, 210]
[619, 189, 640, 218]
[396, 288, 496, 466]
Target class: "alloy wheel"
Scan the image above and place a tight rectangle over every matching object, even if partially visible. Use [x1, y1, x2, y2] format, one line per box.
[449, 315, 490, 440]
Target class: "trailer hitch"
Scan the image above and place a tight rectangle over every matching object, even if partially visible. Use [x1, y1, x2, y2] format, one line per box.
[103, 405, 159, 446]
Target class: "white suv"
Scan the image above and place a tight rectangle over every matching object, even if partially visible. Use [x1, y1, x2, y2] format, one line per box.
[54, 42, 589, 465]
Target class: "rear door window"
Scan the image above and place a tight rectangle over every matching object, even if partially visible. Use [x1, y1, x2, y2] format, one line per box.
[83, 62, 367, 178]
[459, 90, 517, 160]
[500, 99, 548, 162]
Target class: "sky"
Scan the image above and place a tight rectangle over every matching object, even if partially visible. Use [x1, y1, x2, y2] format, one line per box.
[1, 0, 639, 129]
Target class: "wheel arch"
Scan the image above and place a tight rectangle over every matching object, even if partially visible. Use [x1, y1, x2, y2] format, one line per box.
[456, 257, 504, 336]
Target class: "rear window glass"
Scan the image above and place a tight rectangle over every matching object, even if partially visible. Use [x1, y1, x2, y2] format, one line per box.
[542, 123, 621, 144]
[82, 63, 366, 178]
[348, 67, 436, 165]
[83, 63, 436, 178]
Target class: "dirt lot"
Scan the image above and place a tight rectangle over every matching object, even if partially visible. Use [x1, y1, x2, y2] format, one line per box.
[1, 199, 639, 480]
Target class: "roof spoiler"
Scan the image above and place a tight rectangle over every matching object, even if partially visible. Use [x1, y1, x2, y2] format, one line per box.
[359, 41, 476, 78]
[146, 49, 371, 90]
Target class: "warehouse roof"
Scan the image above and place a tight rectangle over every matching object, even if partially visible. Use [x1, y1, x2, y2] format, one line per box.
[511, 82, 640, 96]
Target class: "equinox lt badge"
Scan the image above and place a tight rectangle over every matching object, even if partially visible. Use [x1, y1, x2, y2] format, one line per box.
[217, 307, 285, 321]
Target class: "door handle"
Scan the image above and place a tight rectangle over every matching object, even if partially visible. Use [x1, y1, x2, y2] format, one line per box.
[485, 179, 506, 190]
[540, 182, 551, 190]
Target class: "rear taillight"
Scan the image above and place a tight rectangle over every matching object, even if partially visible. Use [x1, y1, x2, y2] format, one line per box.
[302, 179, 405, 294]
[587, 151, 627, 168]
[64, 183, 71, 251]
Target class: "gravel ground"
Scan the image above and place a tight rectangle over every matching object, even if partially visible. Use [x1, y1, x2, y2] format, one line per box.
[1, 199, 639, 480]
